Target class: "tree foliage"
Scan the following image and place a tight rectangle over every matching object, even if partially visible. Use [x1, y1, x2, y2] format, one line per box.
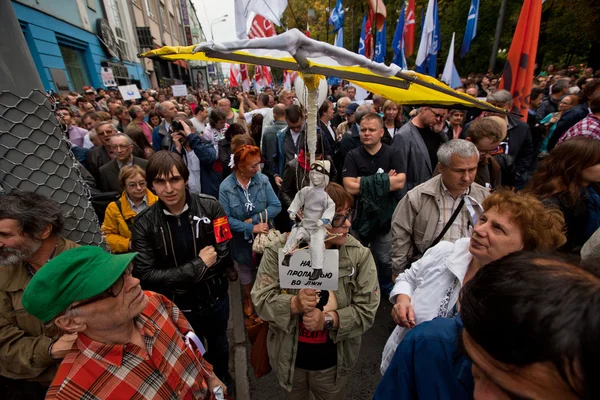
[272, 0, 600, 76]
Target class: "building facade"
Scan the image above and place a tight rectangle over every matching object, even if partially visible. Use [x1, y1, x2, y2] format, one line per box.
[13, 0, 150, 93]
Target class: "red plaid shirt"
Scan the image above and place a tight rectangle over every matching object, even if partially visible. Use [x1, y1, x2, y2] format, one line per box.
[558, 113, 600, 145]
[46, 292, 215, 400]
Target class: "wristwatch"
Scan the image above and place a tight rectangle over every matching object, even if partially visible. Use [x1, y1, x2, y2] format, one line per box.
[324, 313, 334, 331]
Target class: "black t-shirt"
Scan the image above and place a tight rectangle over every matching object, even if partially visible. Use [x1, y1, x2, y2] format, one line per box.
[164, 208, 196, 265]
[295, 290, 337, 370]
[342, 143, 404, 178]
[417, 126, 443, 168]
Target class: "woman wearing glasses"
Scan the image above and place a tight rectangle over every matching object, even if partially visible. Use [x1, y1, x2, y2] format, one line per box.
[251, 183, 380, 400]
[102, 165, 158, 253]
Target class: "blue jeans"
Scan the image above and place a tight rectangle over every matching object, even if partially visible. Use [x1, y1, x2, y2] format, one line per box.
[356, 230, 393, 296]
[183, 295, 230, 381]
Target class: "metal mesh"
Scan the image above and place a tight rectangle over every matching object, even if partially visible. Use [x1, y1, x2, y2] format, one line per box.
[0, 89, 104, 246]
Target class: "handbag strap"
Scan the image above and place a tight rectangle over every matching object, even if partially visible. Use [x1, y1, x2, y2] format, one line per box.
[428, 197, 465, 249]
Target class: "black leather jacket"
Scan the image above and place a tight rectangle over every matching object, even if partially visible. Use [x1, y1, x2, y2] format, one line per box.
[131, 192, 233, 310]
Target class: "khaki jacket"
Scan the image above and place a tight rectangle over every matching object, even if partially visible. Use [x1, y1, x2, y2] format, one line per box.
[251, 235, 380, 391]
[0, 237, 78, 384]
[390, 175, 489, 275]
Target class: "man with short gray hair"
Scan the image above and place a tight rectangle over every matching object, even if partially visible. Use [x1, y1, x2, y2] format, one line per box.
[390, 139, 489, 277]
[98, 133, 148, 193]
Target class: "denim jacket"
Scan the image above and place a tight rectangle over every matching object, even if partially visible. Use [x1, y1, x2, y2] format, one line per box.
[219, 172, 281, 265]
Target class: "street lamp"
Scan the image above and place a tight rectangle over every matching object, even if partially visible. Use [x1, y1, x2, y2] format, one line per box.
[209, 14, 228, 86]
[210, 14, 228, 41]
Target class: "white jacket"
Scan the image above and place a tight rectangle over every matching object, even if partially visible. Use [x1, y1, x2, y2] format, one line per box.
[380, 237, 473, 374]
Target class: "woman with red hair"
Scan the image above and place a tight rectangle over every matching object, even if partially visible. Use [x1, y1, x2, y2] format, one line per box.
[219, 144, 281, 316]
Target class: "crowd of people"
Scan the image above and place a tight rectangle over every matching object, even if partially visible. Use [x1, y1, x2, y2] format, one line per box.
[1, 63, 599, 400]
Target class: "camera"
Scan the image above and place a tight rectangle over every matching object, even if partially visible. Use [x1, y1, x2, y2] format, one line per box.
[171, 120, 184, 132]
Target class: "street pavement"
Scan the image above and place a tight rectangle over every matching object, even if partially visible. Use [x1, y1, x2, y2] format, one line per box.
[245, 297, 394, 399]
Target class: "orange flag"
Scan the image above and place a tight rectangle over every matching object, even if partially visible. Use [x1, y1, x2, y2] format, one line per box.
[498, 0, 542, 121]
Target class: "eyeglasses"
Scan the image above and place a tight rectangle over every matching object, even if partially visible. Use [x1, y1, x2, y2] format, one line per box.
[127, 181, 147, 189]
[331, 211, 352, 228]
[71, 265, 133, 310]
[110, 144, 132, 150]
[428, 108, 447, 120]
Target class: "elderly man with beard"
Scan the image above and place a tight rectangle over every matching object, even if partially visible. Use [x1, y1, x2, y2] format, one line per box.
[0, 192, 78, 398]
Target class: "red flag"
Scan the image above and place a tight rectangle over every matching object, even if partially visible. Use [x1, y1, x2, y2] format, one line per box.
[498, 0, 542, 121]
[366, 0, 387, 31]
[239, 64, 250, 92]
[229, 64, 240, 87]
[364, 9, 375, 60]
[248, 14, 275, 39]
[405, 0, 416, 56]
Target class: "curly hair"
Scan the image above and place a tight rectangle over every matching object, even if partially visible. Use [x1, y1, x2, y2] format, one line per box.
[526, 137, 600, 207]
[483, 189, 566, 251]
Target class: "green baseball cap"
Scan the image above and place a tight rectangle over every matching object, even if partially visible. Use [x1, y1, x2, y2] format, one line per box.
[22, 246, 138, 323]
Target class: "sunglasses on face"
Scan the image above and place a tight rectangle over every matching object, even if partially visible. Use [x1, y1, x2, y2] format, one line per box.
[71, 265, 133, 310]
[428, 109, 446, 120]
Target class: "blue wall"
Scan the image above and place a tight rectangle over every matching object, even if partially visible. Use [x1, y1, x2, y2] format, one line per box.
[13, 1, 149, 92]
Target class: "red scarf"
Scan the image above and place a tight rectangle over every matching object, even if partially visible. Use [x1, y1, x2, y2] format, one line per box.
[298, 150, 310, 172]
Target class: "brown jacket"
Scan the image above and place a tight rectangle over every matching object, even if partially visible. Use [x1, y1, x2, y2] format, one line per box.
[0, 237, 78, 385]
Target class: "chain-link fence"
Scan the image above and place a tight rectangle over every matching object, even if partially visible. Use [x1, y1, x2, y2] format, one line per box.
[0, 89, 104, 246]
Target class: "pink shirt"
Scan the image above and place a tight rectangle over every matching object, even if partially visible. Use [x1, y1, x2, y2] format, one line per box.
[138, 121, 153, 145]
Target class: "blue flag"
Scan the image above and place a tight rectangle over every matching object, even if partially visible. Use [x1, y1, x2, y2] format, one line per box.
[460, 0, 479, 57]
[329, 0, 345, 33]
[358, 14, 367, 56]
[328, 28, 344, 85]
[392, 3, 407, 69]
[374, 21, 387, 63]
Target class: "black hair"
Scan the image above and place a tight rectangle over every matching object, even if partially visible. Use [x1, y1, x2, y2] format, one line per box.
[318, 100, 332, 118]
[0, 191, 64, 238]
[224, 123, 246, 143]
[285, 104, 302, 123]
[530, 87, 544, 102]
[194, 104, 205, 115]
[460, 251, 600, 399]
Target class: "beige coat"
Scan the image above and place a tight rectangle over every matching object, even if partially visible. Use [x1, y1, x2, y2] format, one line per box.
[390, 175, 489, 275]
[251, 235, 380, 391]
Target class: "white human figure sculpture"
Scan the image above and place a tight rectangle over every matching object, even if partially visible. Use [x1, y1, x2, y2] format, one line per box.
[282, 160, 335, 280]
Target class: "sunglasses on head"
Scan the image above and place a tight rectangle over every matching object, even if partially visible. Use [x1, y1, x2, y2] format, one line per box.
[310, 164, 327, 174]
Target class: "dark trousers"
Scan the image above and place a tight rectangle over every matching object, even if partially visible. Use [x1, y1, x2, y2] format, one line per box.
[183, 295, 231, 382]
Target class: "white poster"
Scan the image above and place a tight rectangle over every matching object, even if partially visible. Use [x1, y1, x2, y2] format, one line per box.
[172, 84, 188, 97]
[101, 67, 117, 87]
[118, 84, 141, 100]
[279, 249, 339, 291]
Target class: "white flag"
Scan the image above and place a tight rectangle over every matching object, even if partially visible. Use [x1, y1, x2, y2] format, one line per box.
[234, 0, 288, 39]
[415, 0, 435, 68]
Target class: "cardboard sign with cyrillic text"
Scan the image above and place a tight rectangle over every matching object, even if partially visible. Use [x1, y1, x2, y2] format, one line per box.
[279, 249, 339, 290]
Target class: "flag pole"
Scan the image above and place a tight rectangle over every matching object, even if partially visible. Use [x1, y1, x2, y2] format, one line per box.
[489, 0, 508, 72]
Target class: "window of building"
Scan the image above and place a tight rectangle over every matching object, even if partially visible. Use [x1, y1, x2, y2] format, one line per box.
[59, 45, 91, 93]
[87, 0, 96, 10]
[160, 5, 168, 32]
[132, 0, 141, 8]
[109, 0, 130, 60]
[169, 12, 176, 39]
[144, 0, 157, 20]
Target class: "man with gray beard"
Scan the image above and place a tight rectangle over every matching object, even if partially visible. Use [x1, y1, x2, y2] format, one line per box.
[0, 192, 78, 398]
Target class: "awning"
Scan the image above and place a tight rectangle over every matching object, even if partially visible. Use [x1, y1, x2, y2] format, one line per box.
[172, 59, 189, 69]
[140, 29, 502, 112]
